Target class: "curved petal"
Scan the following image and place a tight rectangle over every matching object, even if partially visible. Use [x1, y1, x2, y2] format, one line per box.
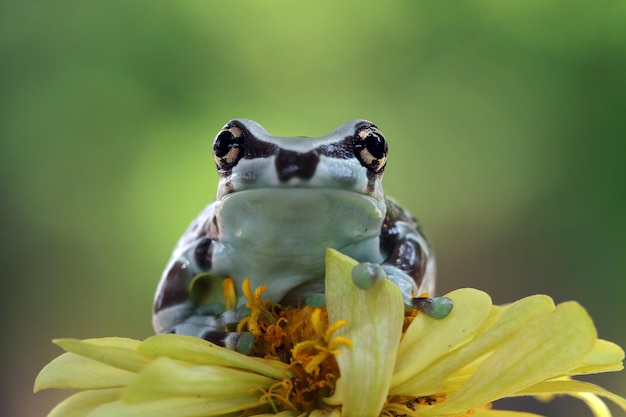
[325, 249, 404, 417]
[122, 357, 275, 401]
[47, 389, 121, 417]
[87, 397, 263, 417]
[252, 412, 301, 417]
[571, 339, 625, 375]
[469, 410, 546, 417]
[310, 409, 341, 417]
[424, 301, 597, 416]
[53, 338, 149, 372]
[391, 288, 492, 393]
[139, 334, 287, 380]
[34, 352, 135, 391]
[514, 379, 626, 413]
[570, 392, 612, 417]
[391, 294, 555, 396]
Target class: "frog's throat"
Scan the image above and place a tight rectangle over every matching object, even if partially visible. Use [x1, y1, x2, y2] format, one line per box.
[210, 188, 387, 306]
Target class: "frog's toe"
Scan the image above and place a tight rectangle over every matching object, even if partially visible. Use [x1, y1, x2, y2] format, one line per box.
[381, 265, 420, 301]
[201, 331, 254, 355]
[411, 296, 453, 319]
[181, 304, 250, 328]
[351, 262, 387, 290]
[378, 266, 453, 319]
[168, 322, 254, 355]
[305, 293, 326, 307]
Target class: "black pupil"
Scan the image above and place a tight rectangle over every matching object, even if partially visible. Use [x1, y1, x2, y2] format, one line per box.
[214, 131, 237, 157]
[365, 132, 386, 158]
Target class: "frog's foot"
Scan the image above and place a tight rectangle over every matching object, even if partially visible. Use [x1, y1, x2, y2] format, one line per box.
[410, 296, 454, 320]
[169, 325, 254, 355]
[353, 263, 453, 319]
[155, 304, 255, 354]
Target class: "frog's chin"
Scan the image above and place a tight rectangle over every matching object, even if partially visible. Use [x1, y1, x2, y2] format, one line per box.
[219, 187, 385, 208]
[219, 185, 384, 203]
[216, 170, 386, 202]
[213, 188, 387, 251]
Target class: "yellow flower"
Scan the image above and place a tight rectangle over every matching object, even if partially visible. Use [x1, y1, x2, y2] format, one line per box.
[35, 249, 626, 417]
[325, 251, 626, 417]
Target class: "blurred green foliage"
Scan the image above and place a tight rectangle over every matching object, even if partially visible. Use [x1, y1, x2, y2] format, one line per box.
[1, 1, 625, 416]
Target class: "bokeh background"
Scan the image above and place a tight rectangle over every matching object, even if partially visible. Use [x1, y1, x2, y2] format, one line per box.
[2, 1, 625, 416]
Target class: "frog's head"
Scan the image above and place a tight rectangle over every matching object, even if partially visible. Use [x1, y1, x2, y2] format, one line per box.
[212, 119, 388, 202]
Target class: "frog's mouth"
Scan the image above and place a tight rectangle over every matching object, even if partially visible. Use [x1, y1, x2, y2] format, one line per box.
[216, 153, 386, 202]
[214, 188, 386, 252]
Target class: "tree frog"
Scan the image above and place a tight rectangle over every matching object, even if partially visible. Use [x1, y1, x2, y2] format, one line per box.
[153, 119, 442, 353]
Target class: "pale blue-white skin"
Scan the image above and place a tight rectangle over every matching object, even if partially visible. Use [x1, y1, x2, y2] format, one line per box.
[153, 119, 435, 345]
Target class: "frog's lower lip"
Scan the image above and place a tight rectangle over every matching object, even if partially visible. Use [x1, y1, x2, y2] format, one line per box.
[223, 186, 380, 200]
[220, 187, 385, 206]
[231, 185, 364, 191]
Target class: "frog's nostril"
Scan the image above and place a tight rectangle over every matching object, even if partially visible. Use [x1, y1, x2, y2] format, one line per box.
[275, 149, 319, 182]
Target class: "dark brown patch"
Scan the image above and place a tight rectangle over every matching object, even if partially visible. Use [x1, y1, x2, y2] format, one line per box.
[194, 237, 213, 269]
[153, 261, 192, 312]
[388, 239, 426, 287]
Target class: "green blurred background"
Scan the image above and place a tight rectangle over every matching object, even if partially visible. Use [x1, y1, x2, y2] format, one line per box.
[2, 1, 625, 416]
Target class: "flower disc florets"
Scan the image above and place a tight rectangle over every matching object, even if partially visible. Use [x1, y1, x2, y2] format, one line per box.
[236, 278, 352, 414]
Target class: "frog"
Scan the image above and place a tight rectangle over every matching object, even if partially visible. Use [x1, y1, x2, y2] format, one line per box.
[153, 119, 446, 354]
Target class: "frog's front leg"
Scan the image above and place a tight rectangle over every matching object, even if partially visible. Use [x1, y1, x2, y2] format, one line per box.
[379, 198, 451, 317]
[152, 234, 253, 354]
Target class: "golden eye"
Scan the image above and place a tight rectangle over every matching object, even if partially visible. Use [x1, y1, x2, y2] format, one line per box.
[354, 125, 388, 173]
[213, 124, 245, 170]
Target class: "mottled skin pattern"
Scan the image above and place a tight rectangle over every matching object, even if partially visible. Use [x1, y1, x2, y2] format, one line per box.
[153, 119, 435, 351]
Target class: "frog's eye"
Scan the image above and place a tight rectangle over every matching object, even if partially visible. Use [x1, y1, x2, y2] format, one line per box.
[213, 125, 245, 170]
[354, 126, 388, 173]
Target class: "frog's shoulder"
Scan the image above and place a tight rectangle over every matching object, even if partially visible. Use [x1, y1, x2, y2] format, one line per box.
[173, 201, 217, 253]
[384, 196, 418, 226]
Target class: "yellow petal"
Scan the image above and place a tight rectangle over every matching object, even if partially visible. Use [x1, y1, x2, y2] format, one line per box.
[87, 397, 263, 417]
[323, 376, 345, 407]
[310, 409, 341, 417]
[391, 294, 554, 396]
[469, 410, 546, 417]
[325, 249, 404, 417]
[34, 352, 135, 391]
[139, 334, 287, 380]
[253, 412, 302, 417]
[424, 301, 597, 416]
[570, 392, 612, 417]
[409, 404, 546, 417]
[515, 379, 626, 413]
[571, 339, 625, 375]
[53, 338, 149, 372]
[391, 288, 492, 394]
[46, 389, 121, 417]
[122, 356, 275, 401]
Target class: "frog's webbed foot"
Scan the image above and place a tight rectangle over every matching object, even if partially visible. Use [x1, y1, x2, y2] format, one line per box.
[353, 263, 453, 319]
[157, 304, 255, 354]
[378, 198, 452, 317]
[171, 326, 254, 355]
[383, 265, 452, 319]
[409, 296, 454, 320]
[154, 232, 257, 354]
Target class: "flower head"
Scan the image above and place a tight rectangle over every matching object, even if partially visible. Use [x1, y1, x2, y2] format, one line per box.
[35, 249, 626, 416]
